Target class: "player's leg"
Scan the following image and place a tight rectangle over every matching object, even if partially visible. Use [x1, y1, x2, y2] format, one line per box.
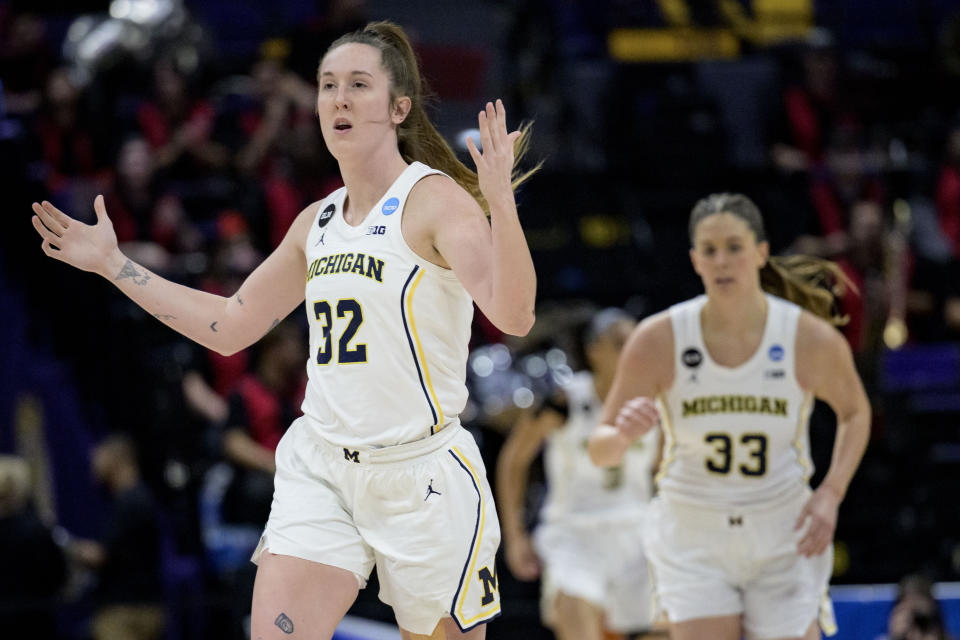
[250, 551, 359, 640]
[669, 614, 742, 640]
[399, 618, 487, 639]
[643, 499, 743, 640]
[742, 490, 834, 640]
[603, 523, 664, 640]
[762, 618, 821, 640]
[552, 591, 606, 640]
[250, 420, 374, 639]
[370, 427, 501, 637]
[633, 621, 671, 639]
[533, 520, 612, 640]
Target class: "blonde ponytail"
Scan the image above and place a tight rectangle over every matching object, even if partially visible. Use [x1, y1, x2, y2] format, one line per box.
[761, 256, 853, 325]
[325, 21, 541, 213]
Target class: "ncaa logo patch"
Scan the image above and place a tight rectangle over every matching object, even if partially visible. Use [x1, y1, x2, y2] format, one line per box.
[682, 348, 703, 368]
[769, 344, 784, 362]
[318, 204, 335, 228]
[382, 197, 400, 215]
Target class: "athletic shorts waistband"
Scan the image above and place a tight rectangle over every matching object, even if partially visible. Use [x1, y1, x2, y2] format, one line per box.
[657, 483, 810, 521]
[308, 419, 465, 466]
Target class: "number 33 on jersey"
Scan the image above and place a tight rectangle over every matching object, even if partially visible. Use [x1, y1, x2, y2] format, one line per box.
[656, 294, 814, 506]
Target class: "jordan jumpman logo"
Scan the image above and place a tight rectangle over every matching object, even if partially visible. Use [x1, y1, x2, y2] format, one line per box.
[424, 479, 442, 501]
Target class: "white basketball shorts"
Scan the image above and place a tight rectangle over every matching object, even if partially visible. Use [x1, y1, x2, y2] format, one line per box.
[534, 515, 655, 632]
[252, 417, 502, 635]
[643, 488, 837, 639]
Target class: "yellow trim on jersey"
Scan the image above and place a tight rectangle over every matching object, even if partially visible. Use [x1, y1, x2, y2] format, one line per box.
[647, 552, 662, 624]
[819, 589, 838, 636]
[792, 393, 814, 482]
[405, 269, 445, 428]
[653, 394, 676, 487]
[452, 445, 501, 623]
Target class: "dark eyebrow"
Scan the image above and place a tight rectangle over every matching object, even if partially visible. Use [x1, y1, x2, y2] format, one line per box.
[696, 235, 744, 244]
[319, 70, 374, 78]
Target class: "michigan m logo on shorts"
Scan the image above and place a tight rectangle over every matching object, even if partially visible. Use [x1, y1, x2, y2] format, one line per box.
[477, 566, 498, 606]
[343, 448, 360, 463]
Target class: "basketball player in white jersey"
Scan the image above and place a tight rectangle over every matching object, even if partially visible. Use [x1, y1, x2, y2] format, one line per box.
[30, 21, 538, 640]
[497, 309, 664, 640]
[588, 193, 871, 640]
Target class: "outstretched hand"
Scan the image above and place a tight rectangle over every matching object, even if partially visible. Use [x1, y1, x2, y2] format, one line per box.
[465, 98, 521, 210]
[31, 195, 120, 277]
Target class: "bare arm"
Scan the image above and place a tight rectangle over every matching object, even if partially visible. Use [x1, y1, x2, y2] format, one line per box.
[794, 311, 871, 556]
[223, 429, 277, 474]
[428, 100, 536, 336]
[797, 312, 871, 499]
[495, 405, 563, 579]
[588, 312, 674, 467]
[31, 195, 316, 355]
[182, 371, 228, 424]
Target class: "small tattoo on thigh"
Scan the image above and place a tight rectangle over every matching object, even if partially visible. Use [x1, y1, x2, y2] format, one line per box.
[274, 612, 294, 634]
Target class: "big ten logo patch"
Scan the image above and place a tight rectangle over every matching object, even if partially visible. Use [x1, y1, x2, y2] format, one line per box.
[477, 566, 498, 605]
[366, 225, 386, 236]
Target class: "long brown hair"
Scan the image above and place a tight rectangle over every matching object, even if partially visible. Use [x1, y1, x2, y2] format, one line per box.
[689, 192, 853, 325]
[323, 21, 540, 213]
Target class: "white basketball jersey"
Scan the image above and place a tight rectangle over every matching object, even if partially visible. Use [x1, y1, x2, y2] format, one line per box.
[300, 162, 473, 448]
[656, 294, 814, 508]
[541, 371, 657, 525]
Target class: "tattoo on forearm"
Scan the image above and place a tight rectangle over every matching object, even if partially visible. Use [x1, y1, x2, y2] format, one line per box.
[153, 314, 176, 321]
[210, 321, 218, 332]
[274, 613, 294, 634]
[237, 295, 244, 305]
[115, 259, 151, 286]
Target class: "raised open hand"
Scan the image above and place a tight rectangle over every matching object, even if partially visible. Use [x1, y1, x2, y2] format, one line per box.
[465, 99, 522, 211]
[31, 195, 120, 277]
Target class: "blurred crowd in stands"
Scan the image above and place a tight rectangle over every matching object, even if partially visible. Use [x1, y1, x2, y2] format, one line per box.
[3, 0, 960, 638]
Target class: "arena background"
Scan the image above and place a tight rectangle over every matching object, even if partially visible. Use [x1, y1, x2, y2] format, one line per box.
[2, 0, 960, 638]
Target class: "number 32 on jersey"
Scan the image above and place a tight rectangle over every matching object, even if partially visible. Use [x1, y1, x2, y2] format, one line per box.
[313, 298, 366, 365]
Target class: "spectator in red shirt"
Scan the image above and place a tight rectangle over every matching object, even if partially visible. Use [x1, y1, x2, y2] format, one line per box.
[935, 123, 960, 257]
[34, 67, 107, 195]
[220, 320, 306, 526]
[104, 136, 199, 262]
[136, 59, 228, 179]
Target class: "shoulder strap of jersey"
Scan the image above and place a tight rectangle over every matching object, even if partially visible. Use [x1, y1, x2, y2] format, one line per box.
[669, 296, 706, 361]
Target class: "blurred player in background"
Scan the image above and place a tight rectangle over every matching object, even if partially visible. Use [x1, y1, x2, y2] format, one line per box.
[498, 308, 665, 640]
[590, 193, 871, 640]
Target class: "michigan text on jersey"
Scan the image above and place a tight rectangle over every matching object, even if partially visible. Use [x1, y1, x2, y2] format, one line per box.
[681, 395, 788, 417]
[306, 252, 385, 283]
